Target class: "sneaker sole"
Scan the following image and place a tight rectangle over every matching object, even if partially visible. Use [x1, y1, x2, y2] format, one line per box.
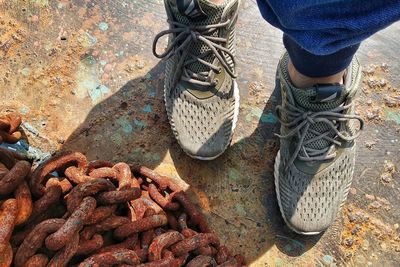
[165, 81, 240, 161]
[274, 150, 322, 236]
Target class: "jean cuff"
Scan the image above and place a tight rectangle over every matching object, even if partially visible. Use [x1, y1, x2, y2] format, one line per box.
[283, 34, 360, 77]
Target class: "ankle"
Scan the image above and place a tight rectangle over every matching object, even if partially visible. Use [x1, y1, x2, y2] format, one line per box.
[288, 59, 345, 88]
[209, 0, 225, 4]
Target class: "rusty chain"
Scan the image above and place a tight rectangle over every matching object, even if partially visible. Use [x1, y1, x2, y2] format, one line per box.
[0, 114, 22, 144]
[0, 113, 245, 266]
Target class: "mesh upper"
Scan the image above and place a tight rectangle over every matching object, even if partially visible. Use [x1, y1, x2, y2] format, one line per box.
[277, 145, 355, 232]
[276, 53, 362, 233]
[167, 83, 235, 155]
[169, 0, 231, 73]
[279, 54, 360, 151]
[163, 0, 239, 158]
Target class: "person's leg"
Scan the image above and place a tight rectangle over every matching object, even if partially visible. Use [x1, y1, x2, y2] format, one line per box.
[283, 34, 358, 87]
[288, 61, 345, 88]
[257, 0, 400, 86]
[256, 0, 400, 234]
[153, 0, 240, 160]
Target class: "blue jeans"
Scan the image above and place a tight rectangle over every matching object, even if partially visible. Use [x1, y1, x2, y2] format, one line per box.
[257, 0, 400, 77]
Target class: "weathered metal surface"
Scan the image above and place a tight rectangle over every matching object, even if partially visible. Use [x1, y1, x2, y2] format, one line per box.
[1, 0, 399, 266]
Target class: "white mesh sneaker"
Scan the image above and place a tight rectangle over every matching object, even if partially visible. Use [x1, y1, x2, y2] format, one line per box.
[153, 0, 240, 160]
[274, 53, 364, 235]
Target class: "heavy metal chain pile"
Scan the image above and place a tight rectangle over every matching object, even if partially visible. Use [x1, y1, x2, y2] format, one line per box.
[0, 114, 22, 144]
[0, 114, 245, 267]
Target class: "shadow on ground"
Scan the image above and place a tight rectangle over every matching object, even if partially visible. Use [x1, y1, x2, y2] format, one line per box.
[60, 61, 323, 264]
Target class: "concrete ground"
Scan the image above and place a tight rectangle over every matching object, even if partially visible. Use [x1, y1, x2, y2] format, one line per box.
[1, 0, 400, 266]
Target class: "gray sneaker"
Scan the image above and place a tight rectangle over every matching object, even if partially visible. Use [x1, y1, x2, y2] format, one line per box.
[153, 0, 240, 160]
[274, 53, 364, 235]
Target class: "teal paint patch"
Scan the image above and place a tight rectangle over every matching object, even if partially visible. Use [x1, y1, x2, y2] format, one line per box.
[142, 104, 152, 113]
[228, 168, 240, 180]
[276, 235, 305, 253]
[44, 42, 53, 51]
[145, 152, 161, 162]
[85, 32, 97, 47]
[111, 132, 123, 146]
[88, 84, 110, 103]
[116, 117, 133, 134]
[145, 84, 157, 97]
[145, 73, 152, 80]
[133, 119, 147, 129]
[261, 112, 278, 124]
[151, 153, 161, 161]
[21, 67, 31, 76]
[76, 52, 107, 103]
[99, 60, 107, 66]
[234, 203, 247, 216]
[82, 55, 96, 65]
[385, 109, 400, 124]
[1, 140, 50, 163]
[31, 0, 49, 7]
[19, 106, 30, 115]
[99, 22, 109, 31]
[21, 122, 39, 136]
[148, 88, 156, 97]
[274, 258, 284, 267]
[246, 107, 277, 124]
[323, 255, 334, 264]
[284, 243, 292, 252]
[128, 148, 142, 160]
[246, 107, 263, 122]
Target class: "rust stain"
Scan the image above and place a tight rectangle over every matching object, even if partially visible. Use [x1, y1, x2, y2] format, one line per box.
[340, 205, 400, 255]
[357, 63, 400, 123]
[192, 188, 212, 213]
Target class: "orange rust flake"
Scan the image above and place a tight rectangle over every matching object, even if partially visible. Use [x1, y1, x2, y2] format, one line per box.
[192, 188, 211, 213]
[340, 204, 399, 256]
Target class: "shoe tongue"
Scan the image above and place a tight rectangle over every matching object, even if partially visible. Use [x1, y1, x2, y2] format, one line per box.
[289, 84, 350, 154]
[290, 84, 347, 112]
[171, 0, 225, 24]
[177, 0, 208, 19]
[169, 0, 227, 77]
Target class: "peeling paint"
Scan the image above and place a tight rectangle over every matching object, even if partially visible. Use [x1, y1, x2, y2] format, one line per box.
[31, 0, 49, 7]
[274, 258, 284, 267]
[111, 132, 123, 146]
[276, 235, 305, 253]
[1, 140, 51, 164]
[99, 22, 109, 31]
[246, 107, 277, 124]
[20, 67, 31, 76]
[78, 31, 97, 48]
[142, 104, 152, 113]
[19, 106, 30, 115]
[323, 255, 334, 265]
[88, 84, 110, 103]
[228, 168, 240, 181]
[76, 54, 109, 103]
[261, 112, 277, 124]
[385, 108, 400, 124]
[234, 203, 247, 216]
[116, 117, 133, 134]
[133, 119, 147, 129]
[148, 87, 156, 97]
[145, 152, 161, 162]
[22, 122, 40, 136]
